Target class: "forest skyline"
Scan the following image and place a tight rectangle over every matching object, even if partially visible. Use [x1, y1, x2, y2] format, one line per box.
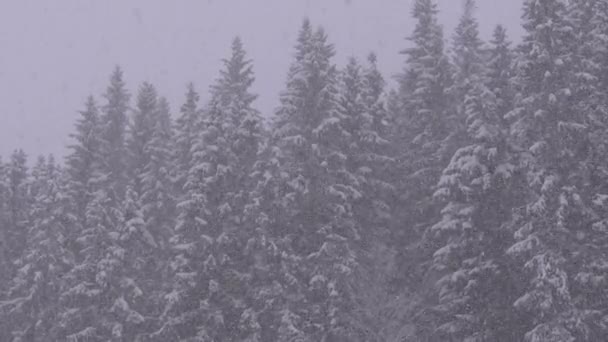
[1, 0, 607, 340]
[0, 0, 524, 158]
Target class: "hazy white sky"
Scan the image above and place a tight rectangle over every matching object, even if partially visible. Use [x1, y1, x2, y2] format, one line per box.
[0, 0, 524, 159]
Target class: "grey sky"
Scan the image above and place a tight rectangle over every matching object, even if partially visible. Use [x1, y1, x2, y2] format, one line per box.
[0, 0, 524, 159]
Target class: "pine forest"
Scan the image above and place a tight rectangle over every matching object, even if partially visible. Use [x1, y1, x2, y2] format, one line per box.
[2, 0, 608, 341]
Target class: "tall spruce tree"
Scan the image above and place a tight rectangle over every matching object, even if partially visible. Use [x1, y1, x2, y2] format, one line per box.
[151, 85, 206, 341]
[423, 2, 523, 340]
[171, 83, 202, 199]
[505, 0, 589, 340]
[141, 96, 174, 249]
[0, 156, 73, 341]
[4, 150, 29, 271]
[128, 82, 159, 196]
[567, 0, 608, 339]
[0, 157, 8, 292]
[156, 37, 265, 341]
[55, 69, 131, 339]
[99, 66, 130, 205]
[392, 0, 455, 293]
[65, 96, 102, 238]
[334, 55, 396, 341]
[487, 25, 515, 124]
[271, 20, 360, 341]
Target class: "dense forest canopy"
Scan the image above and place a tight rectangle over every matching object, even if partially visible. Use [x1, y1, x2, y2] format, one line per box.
[1, 0, 608, 341]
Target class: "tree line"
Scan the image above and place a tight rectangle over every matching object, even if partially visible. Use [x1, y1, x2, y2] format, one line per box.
[1, 0, 608, 341]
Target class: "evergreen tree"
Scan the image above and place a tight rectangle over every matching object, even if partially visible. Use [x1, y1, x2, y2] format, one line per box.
[141, 96, 174, 249]
[335, 55, 396, 341]
[56, 185, 153, 341]
[65, 96, 102, 237]
[4, 150, 29, 271]
[423, 2, 523, 340]
[102, 186, 154, 341]
[156, 37, 265, 341]
[151, 85, 206, 341]
[506, 0, 589, 340]
[99, 66, 130, 205]
[567, 0, 608, 339]
[271, 20, 360, 341]
[392, 0, 455, 292]
[1, 156, 73, 341]
[171, 83, 202, 199]
[55, 190, 113, 340]
[487, 25, 515, 123]
[128, 82, 159, 196]
[127, 83, 174, 277]
[0, 157, 9, 289]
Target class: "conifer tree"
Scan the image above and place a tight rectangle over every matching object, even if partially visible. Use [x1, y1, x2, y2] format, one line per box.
[128, 82, 158, 195]
[271, 20, 360, 341]
[157, 37, 265, 341]
[334, 55, 396, 341]
[141, 96, 174, 249]
[506, 0, 589, 340]
[65, 96, 102, 236]
[4, 150, 29, 270]
[99, 66, 130, 205]
[0, 157, 8, 291]
[423, 2, 523, 340]
[101, 186, 153, 341]
[392, 0, 455, 292]
[55, 190, 114, 340]
[487, 25, 515, 122]
[150, 85, 206, 341]
[56, 185, 152, 340]
[171, 83, 202, 198]
[567, 0, 608, 339]
[0, 156, 73, 341]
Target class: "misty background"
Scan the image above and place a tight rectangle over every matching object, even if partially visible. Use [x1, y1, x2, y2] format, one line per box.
[0, 0, 523, 158]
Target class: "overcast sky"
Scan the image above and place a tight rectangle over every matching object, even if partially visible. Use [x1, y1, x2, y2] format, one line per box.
[0, 0, 524, 159]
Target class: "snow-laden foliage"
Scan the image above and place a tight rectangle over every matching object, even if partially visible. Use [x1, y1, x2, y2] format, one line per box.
[420, 3, 524, 340]
[2, 3, 608, 341]
[155, 37, 267, 341]
[270, 19, 362, 341]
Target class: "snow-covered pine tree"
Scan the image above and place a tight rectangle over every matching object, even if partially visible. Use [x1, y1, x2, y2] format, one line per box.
[0, 157, 8, 291]
[450, 0, 485, 115]
[3, 150, 29, 273]
[141, 96, 174, 248]
[128, 82, 159, 196]
[126, 83, 174, 292]
[271, 19, 360, 341]
[99, 186, 154, 341]
[0, 155, 73, 341]
[56, 70, 136, 340]
[203, 37, 267, 341]
[359, 53, 396, 236]
[150, 85, 206, 341]
[171, 83, 202, 200]
[505, 0, 590, 340]
[391, 0, 455, 292]
[99, 66, 130, 206]
[423, 2, 523, 340]
[133, 96, 175, 337]
[334, 55, 396, 341]
[55, 189, 115, 340]
[487, 25, 515, 125]
[238, 103, 284, 341]
[56, 184, 152, 340]
[65, 96, 102, 240]
[156, 37, 265, 341]
[567, 0, 608, 339]
[57, 92, 134, 340]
